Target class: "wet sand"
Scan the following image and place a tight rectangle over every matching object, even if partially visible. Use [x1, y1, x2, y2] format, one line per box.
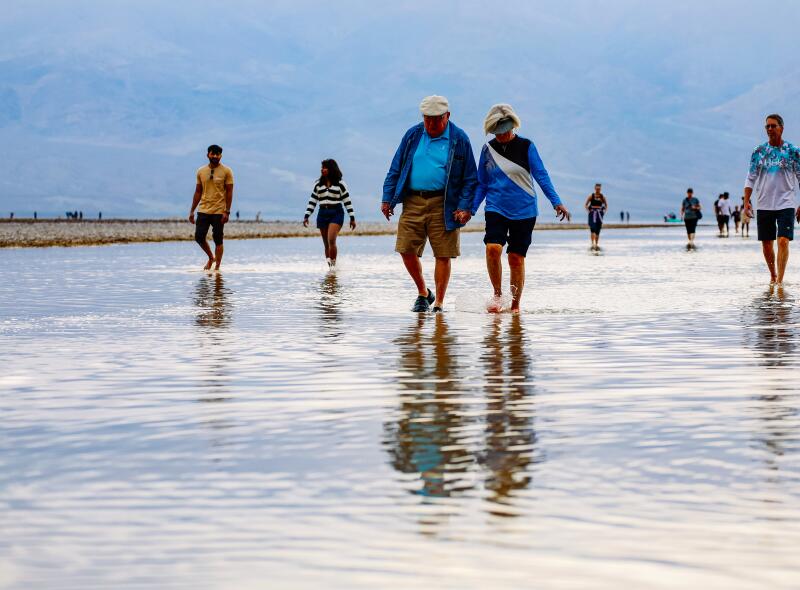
[0, 219, 675, 248]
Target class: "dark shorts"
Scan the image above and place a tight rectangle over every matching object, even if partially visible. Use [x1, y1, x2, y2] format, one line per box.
[484, 211, 537, 257]
[195, 212, 224, 245]
[317, 205, 345, 229]
[757, 208, 795, 242]
[684, 218, 698, 235]
[721, 214, 730, 226]
[588, 212, 603, 234]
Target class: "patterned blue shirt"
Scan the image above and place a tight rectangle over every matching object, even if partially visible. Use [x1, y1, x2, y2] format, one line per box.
[745, 141, 800, 211]
[409, 123, 450, 191]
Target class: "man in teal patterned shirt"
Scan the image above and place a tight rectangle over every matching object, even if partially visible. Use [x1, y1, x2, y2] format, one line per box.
[744, 114, 800, 286]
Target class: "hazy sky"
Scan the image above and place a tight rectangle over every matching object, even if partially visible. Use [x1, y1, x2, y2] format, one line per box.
[2, 1, 799, 219]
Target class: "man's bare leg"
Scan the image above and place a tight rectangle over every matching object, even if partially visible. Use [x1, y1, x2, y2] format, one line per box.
[198, 239, 214, 270]
[214, 244, 223, 271]
[508, 252, 525, 313]
[777, 236, 790, 284]
[762, 240, 778, 283]
[433, 257, 451, 308]
[400, 252, 427, 296]
[485, 244, 503, 312]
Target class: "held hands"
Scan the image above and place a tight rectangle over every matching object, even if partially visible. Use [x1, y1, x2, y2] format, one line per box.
[454, 210, 472, 225]
[381, 202, 394, 221]
[555, 204, 571, 222]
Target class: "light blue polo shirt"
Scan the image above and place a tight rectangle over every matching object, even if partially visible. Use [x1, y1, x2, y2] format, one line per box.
[409, 123, 450, 191]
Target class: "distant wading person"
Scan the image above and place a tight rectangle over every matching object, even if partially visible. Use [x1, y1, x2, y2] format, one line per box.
[718, 192, 732, 237]
[189, 145, 234, 271]
[466, 104, 570, 313]
[681, 188, 701, 249]
[741, 196, 752, 237]
[584, 183, 608, 250]
[744, 114, 800, 286]
[303, 159, 356, 269]
[381, 95, 477, 313]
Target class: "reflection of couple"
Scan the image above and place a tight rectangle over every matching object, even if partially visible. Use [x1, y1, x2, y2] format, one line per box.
[384, 314, 537, 510]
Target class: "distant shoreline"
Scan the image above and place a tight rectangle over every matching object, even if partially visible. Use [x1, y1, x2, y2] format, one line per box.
[0, 219, 682, 249]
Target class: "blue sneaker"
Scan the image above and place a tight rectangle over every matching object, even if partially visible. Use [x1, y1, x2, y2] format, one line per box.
[412, 288, 434, 312]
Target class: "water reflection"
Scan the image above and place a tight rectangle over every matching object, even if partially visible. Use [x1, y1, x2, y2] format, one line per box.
[192, 275, 234, 439]
[479, 315, 538, 513]
[318, 271, 343, 338]
[194, 273, 231, 330]
[384, 314, 477, 505]
[384, 314, 539, 527]
[744, 287, 800, 474]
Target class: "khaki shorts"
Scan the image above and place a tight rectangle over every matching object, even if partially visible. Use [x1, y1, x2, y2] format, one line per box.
[395, 195, 460, 258]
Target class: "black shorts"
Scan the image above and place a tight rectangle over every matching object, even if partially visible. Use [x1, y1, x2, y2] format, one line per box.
[757, 208, 795, 242]
[484, 211, 537, 257]
[588, 213, 603, 234]
[195, 212, 224, 245]
[684, 218, 698, 235]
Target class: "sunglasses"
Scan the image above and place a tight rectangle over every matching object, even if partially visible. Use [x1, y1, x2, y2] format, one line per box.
[209, 168, 215, 179]
[765, 124, 781, 129]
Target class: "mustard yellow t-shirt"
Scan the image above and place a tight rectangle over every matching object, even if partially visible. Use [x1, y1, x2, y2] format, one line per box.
[196, 164, 234, 214]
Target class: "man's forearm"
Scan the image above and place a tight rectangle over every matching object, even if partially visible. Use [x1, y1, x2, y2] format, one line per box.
[743, 187, 753, 206]
[190, 191, 202, 212]
[226, 189, 233, 212]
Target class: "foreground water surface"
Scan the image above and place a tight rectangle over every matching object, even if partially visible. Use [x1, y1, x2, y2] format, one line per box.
[2, 227, 799, 589]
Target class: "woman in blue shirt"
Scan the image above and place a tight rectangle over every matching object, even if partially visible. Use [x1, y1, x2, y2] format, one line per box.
[464, 104, 570, 313]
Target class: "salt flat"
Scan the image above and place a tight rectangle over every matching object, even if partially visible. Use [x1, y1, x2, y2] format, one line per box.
[1, 227, 798, 589]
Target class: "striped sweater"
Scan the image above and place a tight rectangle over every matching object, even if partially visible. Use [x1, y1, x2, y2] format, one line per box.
[305, 181, 355, 218]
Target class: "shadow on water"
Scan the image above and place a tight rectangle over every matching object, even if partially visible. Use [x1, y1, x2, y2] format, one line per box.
[383, 314, 539, 531]
[743, 286, 800, 476]
[317, 271, 342, 338]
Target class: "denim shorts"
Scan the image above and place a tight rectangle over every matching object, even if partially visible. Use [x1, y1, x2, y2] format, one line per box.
[316, 205, 345, 229]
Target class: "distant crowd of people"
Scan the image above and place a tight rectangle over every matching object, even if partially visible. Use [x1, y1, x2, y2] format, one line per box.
[712, 193, 752, 238]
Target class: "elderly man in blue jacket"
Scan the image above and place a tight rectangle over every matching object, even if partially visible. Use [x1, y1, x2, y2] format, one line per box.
[381, 95, 478, 313]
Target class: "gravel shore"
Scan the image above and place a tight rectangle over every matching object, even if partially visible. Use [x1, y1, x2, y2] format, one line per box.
[0, 219, 672, 248]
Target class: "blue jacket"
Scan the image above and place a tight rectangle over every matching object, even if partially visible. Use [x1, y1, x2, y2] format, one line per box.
[382, 122, 478, 231]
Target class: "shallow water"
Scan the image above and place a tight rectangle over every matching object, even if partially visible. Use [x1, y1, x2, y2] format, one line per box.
[1, 227, 799, 589]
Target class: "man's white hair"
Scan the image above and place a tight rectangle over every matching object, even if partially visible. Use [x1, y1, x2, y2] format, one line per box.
[483, 104, 521, 135]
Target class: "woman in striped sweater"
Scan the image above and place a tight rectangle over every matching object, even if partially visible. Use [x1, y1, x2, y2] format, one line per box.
[303, 158, 356, 268]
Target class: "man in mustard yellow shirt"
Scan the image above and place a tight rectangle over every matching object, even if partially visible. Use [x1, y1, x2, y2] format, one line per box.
[189, 145, 234, 270]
